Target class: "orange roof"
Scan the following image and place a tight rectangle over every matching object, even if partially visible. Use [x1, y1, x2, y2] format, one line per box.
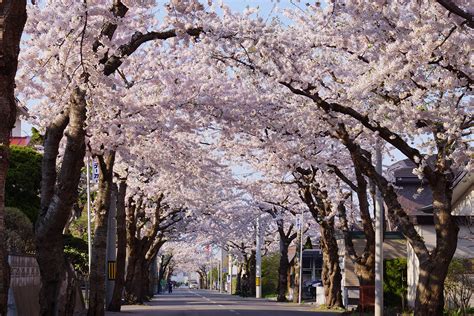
[10, 137, 30, 147]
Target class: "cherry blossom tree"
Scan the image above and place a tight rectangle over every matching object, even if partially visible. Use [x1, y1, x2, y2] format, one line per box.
[188, 2, 472, 313]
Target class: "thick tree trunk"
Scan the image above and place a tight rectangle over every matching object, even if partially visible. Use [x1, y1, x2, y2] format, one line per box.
[36, 87, 87, 316]
[146, 257, 156, 297]
[248, 250, 256, 297]
[414, 179, 458, 316]
[0, 1, 27, 313]
[277, 239, 290, 302]
[297, 178, 343, 308]
[235, 264, 243, 295]
[320, 221, 343, 308]
[88, 151, 116, 316]
[107, 181, 127, 311]
[124, 256, 148, 303]
[124, 254, 138, 301]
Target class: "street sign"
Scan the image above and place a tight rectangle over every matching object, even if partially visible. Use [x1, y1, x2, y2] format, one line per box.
[295, 215, 302, 230]
[92, 160, 99, 183]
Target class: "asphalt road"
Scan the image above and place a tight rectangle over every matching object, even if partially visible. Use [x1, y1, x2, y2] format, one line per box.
[105, 289, 341, 316]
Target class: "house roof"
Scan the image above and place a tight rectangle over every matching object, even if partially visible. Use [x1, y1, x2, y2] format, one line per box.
[387, 158, 472, 216]
[15, 99, 29, 117]
[10, 137, 30, 147]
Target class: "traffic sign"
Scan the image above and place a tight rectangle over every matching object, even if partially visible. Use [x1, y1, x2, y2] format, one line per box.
[92, 160, 99, 183]
[295, 215, 302, 230]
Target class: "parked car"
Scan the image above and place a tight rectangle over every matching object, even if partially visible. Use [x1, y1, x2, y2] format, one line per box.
[189, 281, 199, 289]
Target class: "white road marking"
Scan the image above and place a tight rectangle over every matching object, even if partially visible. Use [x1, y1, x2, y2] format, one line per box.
[187, 290, 244, 314]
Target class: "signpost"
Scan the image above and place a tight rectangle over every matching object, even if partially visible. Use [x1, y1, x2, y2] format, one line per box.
[256, 216, 262, 298]
[375, 143, 384, 316]
[86, 156, 92, 307]
[92, 160, 99, 183]
[298, 212, 304, 304]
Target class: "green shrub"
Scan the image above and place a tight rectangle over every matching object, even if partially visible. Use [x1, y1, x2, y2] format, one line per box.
[5, 145, 42, 223]
[444, 258, 473, 315]
[63, 234, 88, 276]
[384, 258, 407, 309]
[262, 252, 280, 297]
[5, 207, 35, 254]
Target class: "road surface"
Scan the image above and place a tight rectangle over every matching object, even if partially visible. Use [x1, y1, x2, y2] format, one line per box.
[105, 289, 341, 316]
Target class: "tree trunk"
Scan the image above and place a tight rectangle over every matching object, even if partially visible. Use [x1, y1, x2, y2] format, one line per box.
[320, 221, 343, 308]
[88, 151, 116, 316]
[36, 87, 87, 316]
[414, 178, 458, 316]
[235, 264, 243, 295]
[293, 253, 300, 303]
[157, 255, 172, 294]
[248, 250, 256, 297]
[124, 255, 148, 303]
[0, 1, 27, 313]
[146, 256, 157, 297]
[107, 181, 127, 311]
[277, 238, 290, 302]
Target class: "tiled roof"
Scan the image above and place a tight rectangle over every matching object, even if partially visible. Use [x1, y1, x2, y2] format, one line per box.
[10, 137, 31, 147]
[387, 157, 470, 216]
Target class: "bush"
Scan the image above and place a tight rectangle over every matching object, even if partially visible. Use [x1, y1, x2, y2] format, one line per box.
[444, 258, 473, 316]
[63, 234, 88, 276]
[262, 252, 280, 297]
[5, 207, 35, 254]
[5, 145, 42, 223]
[384, 258, 407, 309]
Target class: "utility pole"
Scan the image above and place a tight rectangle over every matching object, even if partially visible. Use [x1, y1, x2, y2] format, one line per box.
[298, 211, 304, 304]
[105, 185, 117, 306]
[209, 258, 212, 290]
[375, 143, 384, 316]
[256, 216, 262, 298]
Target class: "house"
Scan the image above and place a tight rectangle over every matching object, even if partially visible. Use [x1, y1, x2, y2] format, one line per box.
[288, 244, 323, 300]
[337, 231, 407, 308]
[10, 102, 30, 146]
[387, 159, 474, 308]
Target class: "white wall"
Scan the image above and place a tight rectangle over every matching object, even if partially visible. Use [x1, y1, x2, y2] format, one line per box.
[11, 118, 22, 137]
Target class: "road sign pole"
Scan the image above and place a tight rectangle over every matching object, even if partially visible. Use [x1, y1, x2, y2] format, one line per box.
[256, 216, 262, 298]
[298, 211, 304, 304]
[228, 253, 233, 294]
[86, 156, 92, 306]
[375, 143, 384, 316]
